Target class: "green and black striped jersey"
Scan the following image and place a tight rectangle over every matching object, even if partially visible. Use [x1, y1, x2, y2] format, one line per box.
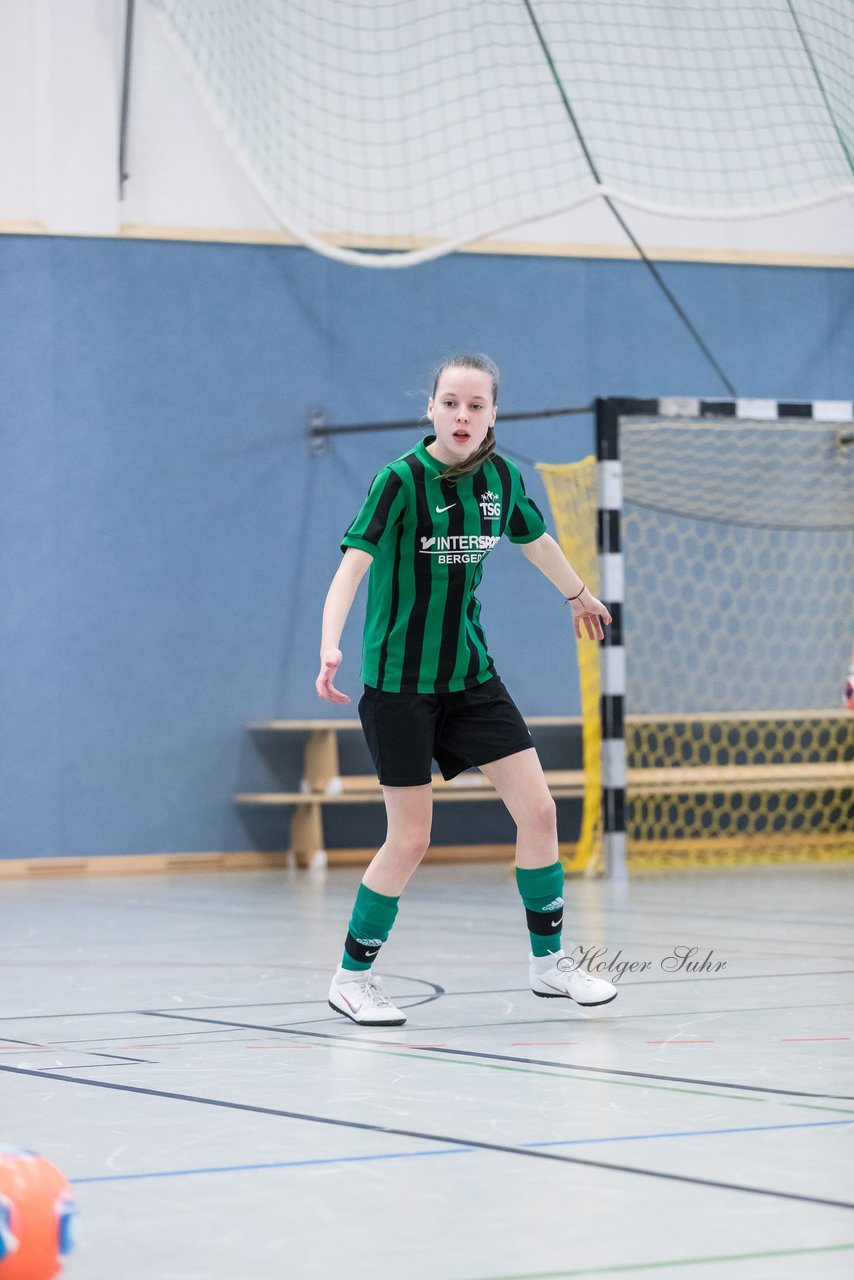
[341, 436, 548, 693]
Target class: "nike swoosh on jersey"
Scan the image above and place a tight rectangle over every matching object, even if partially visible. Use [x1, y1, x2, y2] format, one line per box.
[435, 504, 456, 513]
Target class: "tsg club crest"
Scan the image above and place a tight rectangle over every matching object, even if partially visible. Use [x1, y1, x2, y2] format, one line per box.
[478, 489, 501, 519]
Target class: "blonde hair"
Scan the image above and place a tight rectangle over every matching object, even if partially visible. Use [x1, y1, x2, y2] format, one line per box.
[431, 353, 499, 483]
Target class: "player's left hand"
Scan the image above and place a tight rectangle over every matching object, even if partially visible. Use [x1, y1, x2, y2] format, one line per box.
[570, 592, 611, 641]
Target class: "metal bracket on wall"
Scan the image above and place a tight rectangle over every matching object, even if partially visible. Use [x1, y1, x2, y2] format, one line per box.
[308, 408, 327, 456]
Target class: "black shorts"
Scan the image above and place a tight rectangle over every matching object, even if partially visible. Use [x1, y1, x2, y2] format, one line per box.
[358, 676, 533, 787]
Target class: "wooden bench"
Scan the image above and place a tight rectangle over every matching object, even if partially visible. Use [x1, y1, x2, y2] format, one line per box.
[236, 714, 852, 868]
[236, 717, 585, 866]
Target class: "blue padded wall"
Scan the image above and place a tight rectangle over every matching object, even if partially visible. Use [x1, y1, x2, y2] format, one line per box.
[1, 234, 851, 857]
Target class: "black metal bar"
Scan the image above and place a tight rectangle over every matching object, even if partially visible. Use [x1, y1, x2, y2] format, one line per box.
[595, 397, 658, 460]
[785, 0, 854, 178]
[521, 0, 737, 398]
[600, 201, 738, 398]
[310, 403, 593, 440]
[119, 0, 136, 199]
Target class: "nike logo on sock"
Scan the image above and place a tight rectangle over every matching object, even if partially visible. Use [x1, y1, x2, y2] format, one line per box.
[550, 919, 562, 928]
[364, 949, 379, 957]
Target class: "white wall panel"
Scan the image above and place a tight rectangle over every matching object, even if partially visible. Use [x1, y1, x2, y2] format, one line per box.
[0, 0, 852, 263]
[120, 0, 273, 234]
[0, 2, 39, 224]
[0, 0, 123, 235]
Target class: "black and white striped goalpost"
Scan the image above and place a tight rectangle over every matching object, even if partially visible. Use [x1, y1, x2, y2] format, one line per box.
[594, 395, 854, 880]
[595, 399, 638, 882]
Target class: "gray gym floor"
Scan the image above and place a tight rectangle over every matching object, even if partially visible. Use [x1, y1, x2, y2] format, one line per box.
[2, 862, 853, 1280]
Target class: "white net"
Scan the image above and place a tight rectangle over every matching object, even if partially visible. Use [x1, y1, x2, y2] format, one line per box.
[622, 416, 854, 715]
[621, 411, 854, 869]
[539, 414, 854, 870]
[147, 0, 854, 265]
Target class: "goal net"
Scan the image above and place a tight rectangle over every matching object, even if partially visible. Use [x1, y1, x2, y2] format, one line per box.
[539, 456, 603, 874]
[147, 0, 854, 265]
[542, 399, 854, 874]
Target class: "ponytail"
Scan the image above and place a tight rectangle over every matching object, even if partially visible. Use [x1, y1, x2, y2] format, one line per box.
[442, 423, 496, 483]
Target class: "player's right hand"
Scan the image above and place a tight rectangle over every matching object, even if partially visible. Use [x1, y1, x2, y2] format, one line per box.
[316, 649, 350, 704]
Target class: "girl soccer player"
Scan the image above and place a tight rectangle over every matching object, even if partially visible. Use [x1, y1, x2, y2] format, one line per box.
[316, 354, 618, 1025]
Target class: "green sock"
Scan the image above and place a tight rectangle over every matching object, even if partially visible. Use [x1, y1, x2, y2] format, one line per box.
[516, 862, 564, 957]
[340, 881, 400, 971]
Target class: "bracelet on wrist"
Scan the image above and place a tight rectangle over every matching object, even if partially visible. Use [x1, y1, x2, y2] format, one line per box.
[564, 583, 586, 604]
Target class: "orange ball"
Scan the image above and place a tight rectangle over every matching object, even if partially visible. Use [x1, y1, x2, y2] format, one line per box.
[0, 1149, 75, 1280]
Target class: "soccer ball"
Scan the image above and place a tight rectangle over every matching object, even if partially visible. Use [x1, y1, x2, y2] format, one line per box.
[0, 1149, 75, 1280]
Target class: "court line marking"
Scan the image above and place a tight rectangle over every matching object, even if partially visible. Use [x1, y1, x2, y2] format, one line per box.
[0, 1045, 56, 1053]
[462, 1241, 854, 1279]
[2, 964, 852, 988]
[18, 1020, 850, 1052]
[36, 1062, 157, 1072]
[86, 1018, 773, 1105]
[296, 1045, 854, 1114]
[0, 1044, 151, 1066]
[409, 998, 853, 1031]
[600, 905, 854, 928]
[597, 968, 854, 989]
[3, 996, 850, 1103]
[0, 974, 450, 1025]
[10, 887, 851, 931]
[72, 1148, 468, 1181]
[0, 1063, 851, 1212]
[13, 1023, 853, 1112]
[789, 1102, 854, 1116]
[8, 926, 853, 953]
[0, 988, 849, 1025]
[146, 1011, 854, 1102]
[67, 1117, 853, 1184]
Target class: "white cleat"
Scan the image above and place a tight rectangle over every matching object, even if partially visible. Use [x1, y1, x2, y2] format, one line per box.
[328, 967, 406, 1026]
[530, 951, 618, 1007]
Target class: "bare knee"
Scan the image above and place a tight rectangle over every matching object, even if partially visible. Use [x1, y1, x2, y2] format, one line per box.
[521, 793, 557, 840]
[386, 829, 431, 865]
